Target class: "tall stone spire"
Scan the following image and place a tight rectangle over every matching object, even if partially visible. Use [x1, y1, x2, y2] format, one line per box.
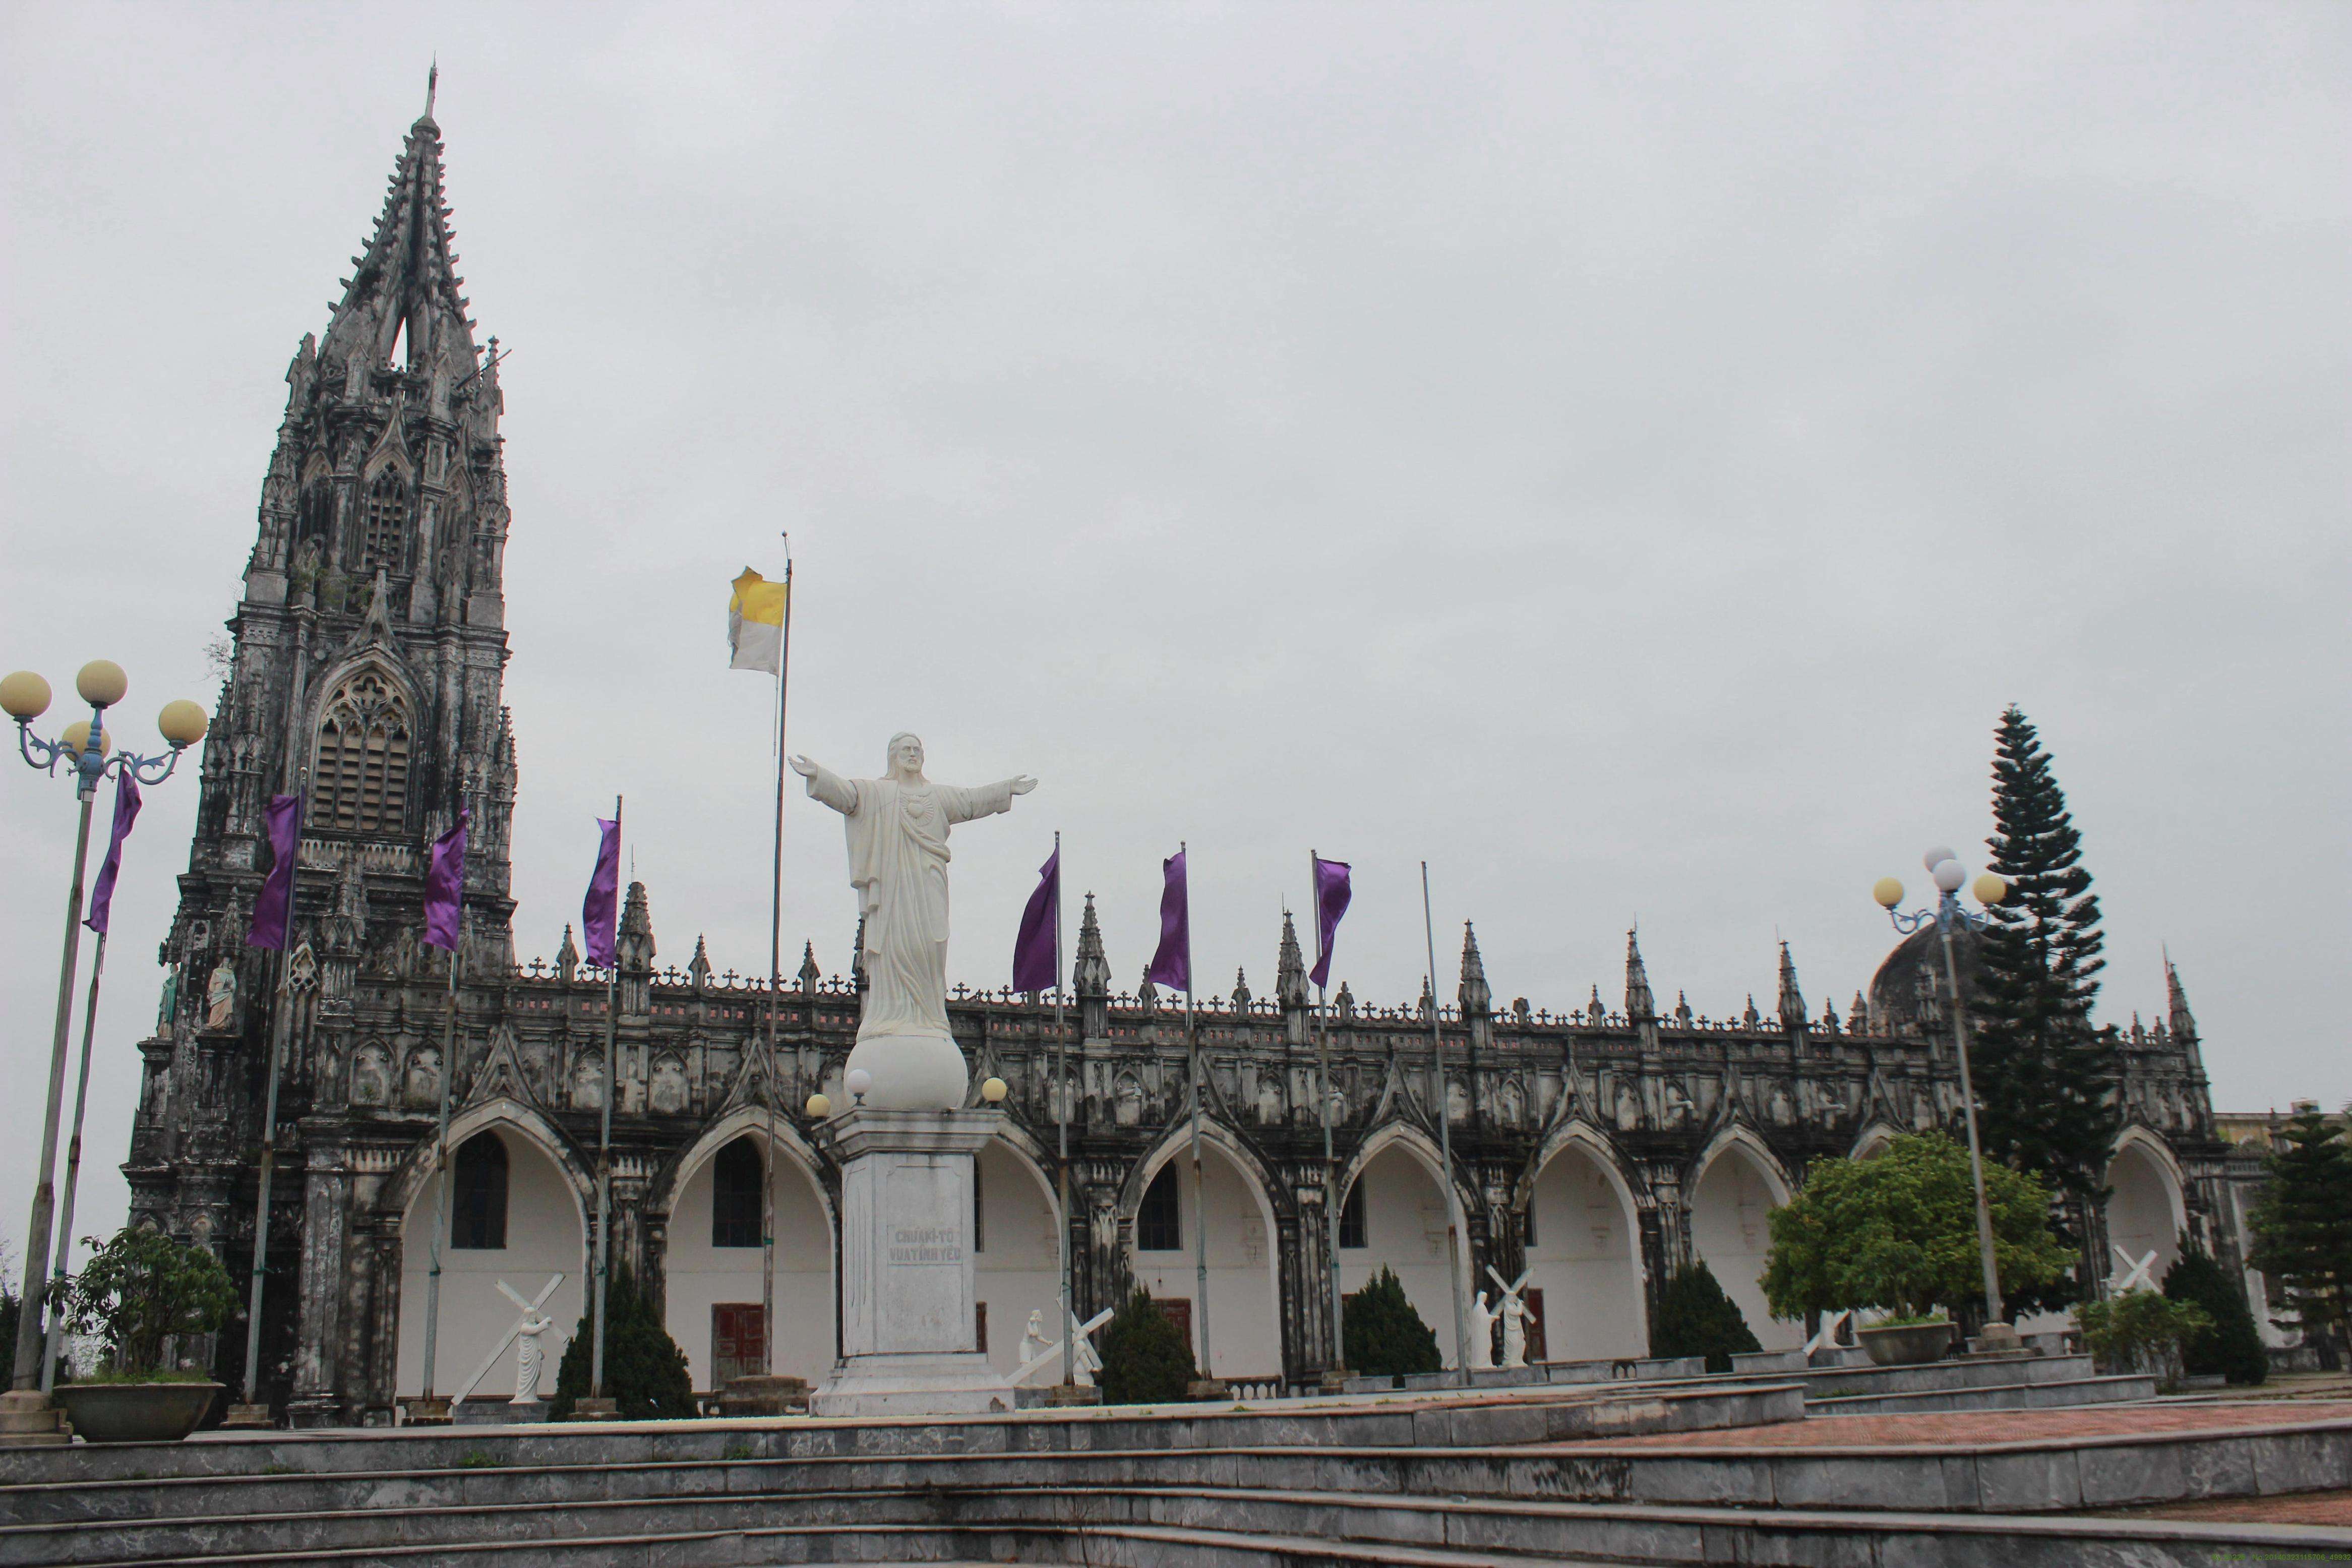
[1777, 941, 1806, 1030]
[1276, 911, 1308, 1010]
[1458, 922, 1491, 1017]
[2165, 951, 2198, 1044]
[797, 940, 821, 991]
[1074, 893, 1112, 999]
[1623, 929, 1655, 1021]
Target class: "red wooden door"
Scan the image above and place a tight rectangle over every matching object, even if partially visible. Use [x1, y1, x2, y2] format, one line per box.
[1523, 1288, 1548, 1364]
[711, 1303, 766, 1388]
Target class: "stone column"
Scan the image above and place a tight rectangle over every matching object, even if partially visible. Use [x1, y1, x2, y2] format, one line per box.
[286, 1121, 353, 1427]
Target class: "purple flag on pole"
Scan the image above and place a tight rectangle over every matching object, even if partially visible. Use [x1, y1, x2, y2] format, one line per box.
[83, 774, 143, 935]
[582, 816, 621, 968]
[246, 794, 304, 950]
[1309, 855, 1351, 990]
[1011, 841, 1060, 993]
[1142, 848, 1190, 993]
[422, 808, 469, 952]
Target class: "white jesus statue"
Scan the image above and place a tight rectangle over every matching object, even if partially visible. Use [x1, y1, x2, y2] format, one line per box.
[790, 734, 1036, 1108]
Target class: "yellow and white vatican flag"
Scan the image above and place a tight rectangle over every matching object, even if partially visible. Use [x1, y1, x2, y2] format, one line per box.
[728, 567, 789, 674]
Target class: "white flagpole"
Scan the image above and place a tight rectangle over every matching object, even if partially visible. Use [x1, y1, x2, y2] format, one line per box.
[1421, 861, 1471, 1385]
[761, 539, 793, 1376]
[1185, 842, 1214, 1384]
[590, 796, 622, 1407]
[1051, 831, 1071, 1390]
[1312, 851, 1343, 1378]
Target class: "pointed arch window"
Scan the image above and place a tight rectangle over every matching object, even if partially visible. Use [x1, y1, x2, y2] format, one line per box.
[310, 670, 411, 833]
[711, 1137, 764, 1249]
[1137, 1165, 1182, 1251]
[360, 468, 408, 574]
[452, 1132, 509, 1249]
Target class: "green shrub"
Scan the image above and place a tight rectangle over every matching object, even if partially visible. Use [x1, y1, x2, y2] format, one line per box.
[1649, 1262, 1762, 1373]
[63, 1226, 236, 1378]
[549, 1268, 694, 1420]
[1097, 1289, 1195, 1404]
[1343, 1267, 1443, 1379]
[2162, 1247, 2268, 1386]
[2078, 1290, 2212, 1388]
[1762, 1132, 2075, 1323]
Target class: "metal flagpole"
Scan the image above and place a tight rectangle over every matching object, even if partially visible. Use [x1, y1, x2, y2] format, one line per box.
[1051, 832, 1072, 1390]
[591, 795, 623, 1406]
[1421, 862, 1471, 1386]
[1311, 851, 1343, 1378]
[40, 930, 109, 1392]
[243, 782, 309, 1414]
[1184, 842, 1214, 1384]
[761, 540, 794, 1375]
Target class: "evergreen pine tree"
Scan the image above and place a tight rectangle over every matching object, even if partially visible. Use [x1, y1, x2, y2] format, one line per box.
[1097, 1288, 1195, 1404]
[1649, 1261, 1762, 1373]
[2247, 1112, 2352, 1370]
[549, 1267, 695, 1420]
[1971, 707, 2121, 1305]
[2161, 1245, 2268, 1385]
[1342, 1266, 1443, 1379]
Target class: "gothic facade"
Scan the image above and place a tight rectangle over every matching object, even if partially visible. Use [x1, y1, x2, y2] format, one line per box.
[128, 107, 2264, 1426]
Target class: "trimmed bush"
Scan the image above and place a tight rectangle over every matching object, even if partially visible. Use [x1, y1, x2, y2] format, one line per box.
[549, 1267, 694, 1420]
[1097, 1289, 1195, 1404]
[1650, 1261, 1762, 1373]
[1344, 1265, 1443, 1379]
[2079, 1289, 2211, 1388]
[2163, 1246, 2268, 1386]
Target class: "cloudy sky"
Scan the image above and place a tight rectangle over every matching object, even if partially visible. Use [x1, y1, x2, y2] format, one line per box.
[3, 2, 2345, 1262]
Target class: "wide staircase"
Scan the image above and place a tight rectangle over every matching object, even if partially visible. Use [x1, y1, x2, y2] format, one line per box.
[4, 1366, 2345, 1567]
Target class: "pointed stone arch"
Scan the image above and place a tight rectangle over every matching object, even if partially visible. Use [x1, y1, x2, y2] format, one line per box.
[1686, 1124, 1797, 1350]
[1518, 1118, 1649, 1361]
[1332, 1118, 1476, 1365]
[2105, 1126, 2190, 1288]
[1848, 1121, 1905, 1160]
[1122, 1115, 1288, 1379]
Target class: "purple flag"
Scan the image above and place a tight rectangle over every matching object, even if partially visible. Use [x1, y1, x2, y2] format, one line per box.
[1011, 841, 1060, 994]
[1310, 855, 1351, 990]
[83, 774, 143, 935]
[582, 816, 621, 968]
[246, 794, 304, 950]
[1142, 848, 1190, 993]
[422, 807, 469, 952]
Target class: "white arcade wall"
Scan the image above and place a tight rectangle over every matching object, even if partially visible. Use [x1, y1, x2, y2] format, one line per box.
[2105, 1139, 2186, 1290]
[397, 1126, 586, 1399]
[1522, 1143, 1647, 1361]
[1688, 1145, 1799, 1351]
[973, 1140, 1062, 1376]
[1338, 1142, 1470, 1367]
[662, 1134, 836, 1390]
[1127, 1137, 1284, 1380]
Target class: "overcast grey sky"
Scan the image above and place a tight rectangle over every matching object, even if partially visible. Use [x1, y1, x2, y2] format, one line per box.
[3, 2, 2345, 1263]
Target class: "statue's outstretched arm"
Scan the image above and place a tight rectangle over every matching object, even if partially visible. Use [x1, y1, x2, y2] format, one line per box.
[791, 756, 859, 815]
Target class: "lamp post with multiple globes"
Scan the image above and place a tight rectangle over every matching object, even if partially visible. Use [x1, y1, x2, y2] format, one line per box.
[0, 661, 208, 1444]
[1873, 847, 2018, 1350]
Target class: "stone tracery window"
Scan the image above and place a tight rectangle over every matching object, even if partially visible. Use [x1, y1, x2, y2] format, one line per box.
[359, 468, 407, 574]
[310, 670, 411, 833]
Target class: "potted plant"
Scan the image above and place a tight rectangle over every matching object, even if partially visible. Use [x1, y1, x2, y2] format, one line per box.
[1761, 1132, 2076, 1366]
[54, 1226, 235, 1442]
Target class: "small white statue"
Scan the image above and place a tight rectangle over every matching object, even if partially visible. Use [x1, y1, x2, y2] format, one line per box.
[1468, 1291, 1498, 1370]
[1500, 1293, 1531, 1368]
[1069, 1310, 1105, 1386]
[1019, 1309, 1051, 1366]
[205, 959, 238, 1030]
[513, 1306, 552, 1402]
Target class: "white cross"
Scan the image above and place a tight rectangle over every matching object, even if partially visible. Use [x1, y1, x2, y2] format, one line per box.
[1012, 1306, 1115, 1384]
[2110, 1245, 2158, 1295]
[450, 1273, 566, 1408]
[1803, 1308, 1853, 1357]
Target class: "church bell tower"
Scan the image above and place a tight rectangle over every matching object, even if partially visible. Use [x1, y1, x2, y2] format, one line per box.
[129, 86, 519, 1406]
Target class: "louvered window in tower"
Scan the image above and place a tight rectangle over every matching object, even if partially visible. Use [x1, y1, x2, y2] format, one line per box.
[360, 469, 407, 574]
[310, 671, 412, 833]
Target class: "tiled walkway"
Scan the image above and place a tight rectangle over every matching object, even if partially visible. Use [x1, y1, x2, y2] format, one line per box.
[1549, 1400, 2352, 1451]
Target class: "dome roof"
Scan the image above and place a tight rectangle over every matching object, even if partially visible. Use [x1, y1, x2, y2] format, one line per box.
[1867, 920, 1988, 1038]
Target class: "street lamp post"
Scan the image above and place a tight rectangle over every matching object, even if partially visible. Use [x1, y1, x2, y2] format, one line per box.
[1, 663, 207, 1446]
[1874, 848, 2021, 1352]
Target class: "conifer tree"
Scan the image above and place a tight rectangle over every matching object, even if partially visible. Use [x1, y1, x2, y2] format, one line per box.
[2161, 1245, 2269, 1385]
[549, 1267, 695, 1420]
[1971, 707, 2121, 1297]
[1650, 1261, 1762, 1373]
[1097, 1288, 1196, 1404]
[2247, 1112, 2352, 1370]
[1343, 1266, 1442, 1378]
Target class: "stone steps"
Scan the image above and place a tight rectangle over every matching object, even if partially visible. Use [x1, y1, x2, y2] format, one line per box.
[1807, 1371, 2158, 1414]
[7, 1482, 2340, 1568]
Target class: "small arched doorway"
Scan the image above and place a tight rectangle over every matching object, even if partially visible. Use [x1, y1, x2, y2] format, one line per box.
[2105, 1137, 2186, 1289]
[1336, 1138, 1469, 1367]
[1523, 1138, 1646, 1362]
[397, 1124, 586, 1397]
[665, 1129, 834, 1390]
[1126, 1132, 1283, 1381]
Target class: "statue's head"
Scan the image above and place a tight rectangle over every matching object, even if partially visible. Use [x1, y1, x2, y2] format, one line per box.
[885, 732, 925, 778]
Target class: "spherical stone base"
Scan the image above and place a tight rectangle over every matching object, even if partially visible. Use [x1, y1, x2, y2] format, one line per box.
[845, 1033, 971, 1111]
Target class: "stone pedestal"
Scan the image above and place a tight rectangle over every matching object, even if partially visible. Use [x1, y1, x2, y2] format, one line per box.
[399, 1395, 452, 1426]
[810, 1107, 1015, 1417]
[570, 1396, 619, 1422]
[0, 1390, 67, 1448]
[220, 1402, 274, 1430]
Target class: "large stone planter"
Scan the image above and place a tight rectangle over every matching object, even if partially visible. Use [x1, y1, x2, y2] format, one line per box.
[53, 1381, 222, 1443]
[1858, 1322, 1953, 1367]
